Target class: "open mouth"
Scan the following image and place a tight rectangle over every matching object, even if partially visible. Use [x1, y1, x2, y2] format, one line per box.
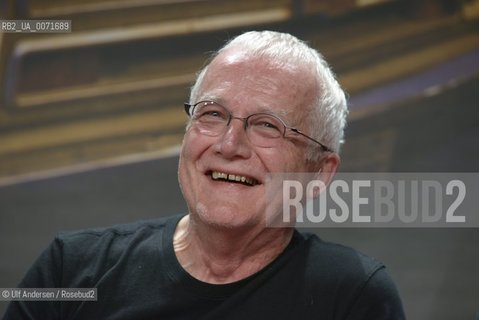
[209, 171, 259, 186]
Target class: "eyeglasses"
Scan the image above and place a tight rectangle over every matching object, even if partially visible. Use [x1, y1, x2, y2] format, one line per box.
[184, 101, 332, 152]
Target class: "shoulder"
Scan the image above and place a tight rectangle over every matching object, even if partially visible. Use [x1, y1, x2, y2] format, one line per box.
[52, 215, 183, 259]
[56, 215, 181, 248]
[50, 215, 182, 285]
[298, 231, 384, 278]
[296, 232, 405, 319]
[15, 215, 182, 289]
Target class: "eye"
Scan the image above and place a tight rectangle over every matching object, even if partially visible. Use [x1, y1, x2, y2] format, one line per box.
[203, 110, 222, 118]
[249, 114, 284, 137]
[194, 102, 228, 121]
[257, 120, 280, 130]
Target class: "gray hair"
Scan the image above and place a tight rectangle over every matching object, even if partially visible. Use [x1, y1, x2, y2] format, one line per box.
[189, 30, 348, 159]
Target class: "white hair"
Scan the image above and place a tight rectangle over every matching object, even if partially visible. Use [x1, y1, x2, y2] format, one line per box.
[189, 30, 348, 159]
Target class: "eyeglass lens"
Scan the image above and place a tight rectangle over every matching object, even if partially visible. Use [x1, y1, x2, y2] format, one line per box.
[191, 101, 286, 147]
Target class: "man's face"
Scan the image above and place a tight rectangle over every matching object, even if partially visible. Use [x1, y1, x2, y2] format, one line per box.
[178, 49, 319, 229]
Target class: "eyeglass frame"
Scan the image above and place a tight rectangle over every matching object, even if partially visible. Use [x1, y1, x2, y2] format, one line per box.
[184, 101, 333, 152]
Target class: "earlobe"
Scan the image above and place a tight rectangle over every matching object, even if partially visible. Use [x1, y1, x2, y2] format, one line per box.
[306, 169, 327, 199]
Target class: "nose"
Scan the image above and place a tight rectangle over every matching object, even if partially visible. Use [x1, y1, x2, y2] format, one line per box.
[227, 115, 248, 129]
[214, 117, 252, 159]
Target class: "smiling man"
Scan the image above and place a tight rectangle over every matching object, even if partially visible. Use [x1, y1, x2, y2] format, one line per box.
[3, 31, 405, 320]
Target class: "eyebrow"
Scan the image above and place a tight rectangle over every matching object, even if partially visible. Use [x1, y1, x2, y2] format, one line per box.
[195, 96, 292, 122]
[257, 106, 289, 117]
[196, 93, 222, 104]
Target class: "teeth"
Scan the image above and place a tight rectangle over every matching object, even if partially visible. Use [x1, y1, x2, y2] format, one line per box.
[212, 172, 228, 180]
[211, 171, 257, 186]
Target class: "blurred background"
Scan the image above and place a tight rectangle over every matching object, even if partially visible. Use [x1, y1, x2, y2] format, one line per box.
[1, 0, 479, 318]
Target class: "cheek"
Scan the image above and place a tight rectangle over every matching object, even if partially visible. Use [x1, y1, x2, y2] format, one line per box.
[261, 145, 307, 173]
[179, 135, 197, 176]
[178, 140, 205, 210]
[181, 130, 207, 162]
[178, 130, 214, 182]
[177, 151, 190, 201]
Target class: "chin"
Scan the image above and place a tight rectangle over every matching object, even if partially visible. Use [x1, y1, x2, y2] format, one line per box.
[193, 202, 263, 230]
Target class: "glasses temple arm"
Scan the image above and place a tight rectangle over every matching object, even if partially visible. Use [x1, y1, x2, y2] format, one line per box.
[289, 128, 332, 152]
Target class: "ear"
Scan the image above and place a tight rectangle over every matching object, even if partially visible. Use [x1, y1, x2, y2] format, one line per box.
[306, 153, 340, 199]
[317, 152, 340, 185]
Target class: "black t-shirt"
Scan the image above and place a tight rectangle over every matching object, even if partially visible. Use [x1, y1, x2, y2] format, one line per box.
[3, 215, 405, 319]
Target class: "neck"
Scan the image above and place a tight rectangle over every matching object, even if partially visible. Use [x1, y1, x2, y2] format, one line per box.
[173, 214, 293, 284]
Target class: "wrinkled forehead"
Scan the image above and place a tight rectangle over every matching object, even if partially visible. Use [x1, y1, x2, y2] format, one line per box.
[210, 48, 310, 79]
[199, 49, 318, 115]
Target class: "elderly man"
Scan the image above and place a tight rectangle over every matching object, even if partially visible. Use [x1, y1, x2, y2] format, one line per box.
[3, 31, 405, 319]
